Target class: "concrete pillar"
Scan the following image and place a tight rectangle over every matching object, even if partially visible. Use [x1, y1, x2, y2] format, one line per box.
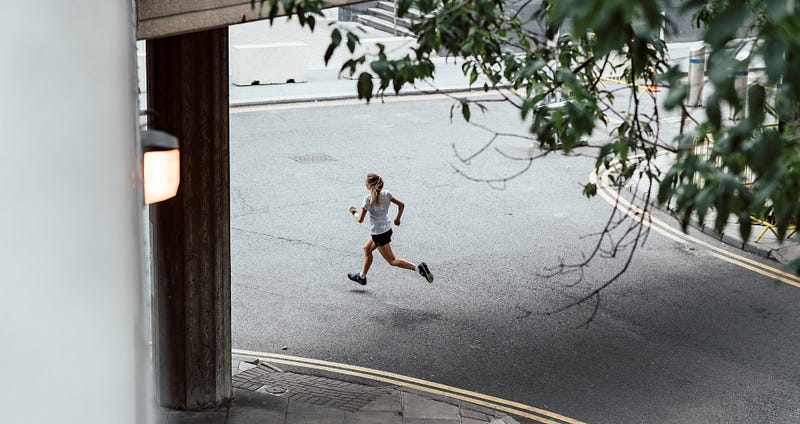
[687, 45, 705, 107]
[146, 28, 232, 410]
[1, 2, 147, 424]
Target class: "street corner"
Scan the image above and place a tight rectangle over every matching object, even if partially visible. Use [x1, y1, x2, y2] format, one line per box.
[231, 350, 538, 423]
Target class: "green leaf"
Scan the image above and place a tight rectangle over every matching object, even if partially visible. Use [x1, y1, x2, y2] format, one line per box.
[746, 84, 766, 126]
[657, 169, 677, 204]
[766, 0, 791, 21]
[331, 28, 342, 45]
[739, 211, 752, 242]
[707, 96, 722, 129]
[519, 59, 545, 80]
[694, 187, 714, 219]
[267, 0, 279, 23]
[324, 29, 342, 65]
[339, 57, 363, 76]
[357, 73, 373, 102]
[370, 60, 389, 76]
[281, 0, 293, 16]
[583, 182, 598, 198]
[749, 130, 782, 174]
[461, 99, 471, 122]
[397, 0, 410, 16]
[392, 75, 403, 93]
[347, 32, 359, 53]
[704, 6, 749, 49]
[663, 85, 688, 110]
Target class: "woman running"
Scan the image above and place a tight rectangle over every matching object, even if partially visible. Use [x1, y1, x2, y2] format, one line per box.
[347, 173, 433, 286]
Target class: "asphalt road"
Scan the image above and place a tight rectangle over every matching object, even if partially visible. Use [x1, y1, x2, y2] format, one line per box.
[229, 96, 800, 423]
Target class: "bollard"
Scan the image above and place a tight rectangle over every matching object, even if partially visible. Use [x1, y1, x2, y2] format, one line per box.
[687, 45, 705, 107]
[647, 11, 667, 93]
[733, 52, 749, 121]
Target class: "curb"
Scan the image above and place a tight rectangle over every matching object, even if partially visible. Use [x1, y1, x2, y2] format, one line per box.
[623, 181, 779, 261]
[229, 84, 510, 108]
[232, 354, 521, 423]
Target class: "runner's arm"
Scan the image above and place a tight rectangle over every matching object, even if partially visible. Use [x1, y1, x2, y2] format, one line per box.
[390, 197, 404, 226]
[348, 204, 367, 223]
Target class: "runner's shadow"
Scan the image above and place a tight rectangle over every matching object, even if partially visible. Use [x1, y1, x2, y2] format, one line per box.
[348, 289, 369, 295]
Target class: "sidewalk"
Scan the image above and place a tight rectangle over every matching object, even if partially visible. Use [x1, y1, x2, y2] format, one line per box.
[157, 355, 520, 424]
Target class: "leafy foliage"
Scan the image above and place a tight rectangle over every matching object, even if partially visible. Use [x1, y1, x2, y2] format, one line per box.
[659, 0, 800, 244]
[257, 0, 800, 272]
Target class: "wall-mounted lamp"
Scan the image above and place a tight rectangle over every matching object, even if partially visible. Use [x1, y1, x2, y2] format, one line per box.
[142, 130, 180, 204]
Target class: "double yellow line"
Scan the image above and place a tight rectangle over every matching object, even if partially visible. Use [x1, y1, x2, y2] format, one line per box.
[232, 349, 585, 424]
[592, 166, 800, 288]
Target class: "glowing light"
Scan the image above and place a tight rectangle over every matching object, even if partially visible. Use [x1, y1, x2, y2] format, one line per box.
[144, 149, 180, 204]
[141, 130, 180, 204]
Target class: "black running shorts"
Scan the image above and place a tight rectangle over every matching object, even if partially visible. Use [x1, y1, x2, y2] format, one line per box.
[371, 229, 393, 247]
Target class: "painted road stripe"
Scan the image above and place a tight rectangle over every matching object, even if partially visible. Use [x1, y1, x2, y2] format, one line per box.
[595, 167, 800, 285]
[233, 349, 586, 424]
[594, 168, 800, 286]
[592, 166, 800, 288]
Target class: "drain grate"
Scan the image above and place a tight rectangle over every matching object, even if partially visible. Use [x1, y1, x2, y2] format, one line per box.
[290, 153, 336, 164]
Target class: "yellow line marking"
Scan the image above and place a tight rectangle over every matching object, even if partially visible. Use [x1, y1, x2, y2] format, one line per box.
[230, 90, 502, 113]
[592, 166, 800, 288]
[596, 169, 800, 283]
[233, 349, 586, 424]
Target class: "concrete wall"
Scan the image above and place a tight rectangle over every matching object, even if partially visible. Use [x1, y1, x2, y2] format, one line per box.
[0, 2, 147, 424]
[230, 42, 309, 85]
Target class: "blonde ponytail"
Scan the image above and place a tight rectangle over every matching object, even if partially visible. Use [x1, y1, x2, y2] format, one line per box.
[367, 173, 384, 205]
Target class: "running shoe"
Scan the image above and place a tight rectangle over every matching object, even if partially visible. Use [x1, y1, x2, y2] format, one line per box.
[417, 262, 433, 283]
[347, 272, 367, 285]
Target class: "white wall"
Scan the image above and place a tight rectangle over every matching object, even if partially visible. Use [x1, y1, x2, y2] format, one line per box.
[0, 2, 147, 423]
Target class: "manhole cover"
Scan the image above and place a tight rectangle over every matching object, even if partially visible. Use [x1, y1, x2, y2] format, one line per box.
[264, 386, 286, 394]
[290, 153, 336, 164]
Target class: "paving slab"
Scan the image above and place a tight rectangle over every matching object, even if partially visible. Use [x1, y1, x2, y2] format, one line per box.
[402, 419, 461, 424]
[232, 388, 289, 410]
[227, 407, 286, 424]
[344, 410, 403, 423]
[286, 411, 346, 424]
[402, 392, 461, 420]
[358, 390, 402, 412]
[288, 398, 347, 415]
[771, 244, 800, 264]
[459, 407, 489, 421]
[159, 411, 228, 424]
[238, 361, 258, 372]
